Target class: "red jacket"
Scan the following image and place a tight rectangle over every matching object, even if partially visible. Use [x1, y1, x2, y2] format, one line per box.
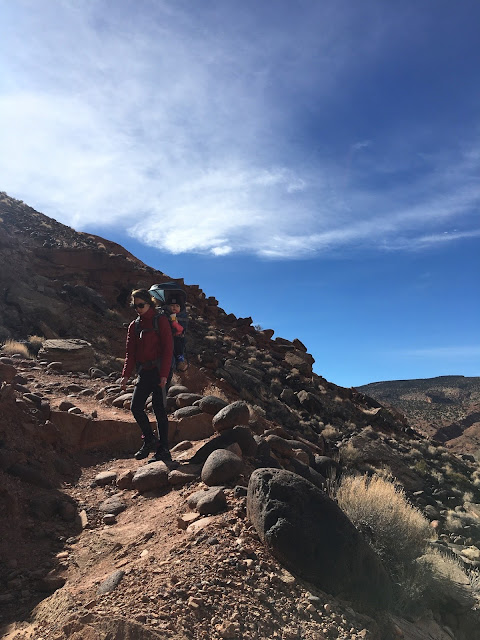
[122, 307, 173, 380]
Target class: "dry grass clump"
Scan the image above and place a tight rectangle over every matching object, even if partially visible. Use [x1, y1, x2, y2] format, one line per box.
[202, 383, 229, 402]
[445, 508, 480, 535]
[27, 334, 45, 349]
[417, 548, 480, 610]
[2, 339, 31, 358]
[339, 441, 362, 465]
[321, 424, 341, 441]
[472, 470, 480, 488]
[335, 473, 431, 576]
[27, 334, 45, 356]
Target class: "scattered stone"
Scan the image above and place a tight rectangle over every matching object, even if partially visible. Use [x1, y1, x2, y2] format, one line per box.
[212, 401, 250, 432]
[47, 361, 63, 371]
[98, 495, 127, 515]
[198, 395, 228, 415]
[167, 385, 189, 397]
[177, 512, 201, 530]
[95, 470, 118, 486]
[187, 487, 227, 515]
[201, 449, 243, 486]
[176, 393, 203, 408]
[173, 406, 202, 419]
[0, 362, 17, 383]
[168, 467, 201, 486]
[103, 514, 117, 525]
[97, 569, 125, 595]
[132, 462, 169, 492]
[171, 440, 194, 452]
[116, 469, 134, 490]
[59, 400, 75, 411]
[112, 393, 133, 407]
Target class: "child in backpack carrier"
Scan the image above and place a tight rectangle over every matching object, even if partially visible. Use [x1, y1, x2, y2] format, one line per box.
[166, 295, 188, 371]
[148, 284, 189, 372]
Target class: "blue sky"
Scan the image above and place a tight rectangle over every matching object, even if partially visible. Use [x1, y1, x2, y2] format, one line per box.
[1, 0, 479, 387]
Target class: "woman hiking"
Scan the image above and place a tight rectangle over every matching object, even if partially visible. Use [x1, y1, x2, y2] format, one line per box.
[120, 289, 173, 462]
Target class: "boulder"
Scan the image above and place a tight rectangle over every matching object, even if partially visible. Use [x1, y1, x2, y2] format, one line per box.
[296, 390, 324, 413]
[247, 468, 393, 609]
[38, 339, 95, 372]
[170, 413, 214, 442]
[187, 487, 227, 515]
[176, 393, 203, 408]
[0, 362, 16, 383]
[287, 458, 326, 491]
[132, 461, 169, 492]
[201, 449, 243, 486]
[95, 470, 117, 486]
[98, 495, 126, 515]
[167, 385, 189, 397]
[313, 455, 342, 480]
[173, 406, 202, 419]
[284, 350, 314, 375]
[188, 426, 257, 465]
[212, 400, 250, 432]
[197, 395, 228, 415]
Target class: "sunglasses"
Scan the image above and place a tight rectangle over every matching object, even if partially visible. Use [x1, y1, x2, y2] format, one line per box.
[132, 302, 147, 309]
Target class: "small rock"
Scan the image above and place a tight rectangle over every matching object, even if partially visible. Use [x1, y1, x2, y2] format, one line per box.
[103, 514, 117, 525]
[95, 470, 117, 486]
[98, 495, 126, 515]
[116, 469, 134, 489]
[97, 570, 125, 595]
[58, 400, 75, 411]
[177, 512, 201, 530]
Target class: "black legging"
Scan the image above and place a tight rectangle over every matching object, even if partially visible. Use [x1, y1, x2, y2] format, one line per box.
[130, 368, 169, 447]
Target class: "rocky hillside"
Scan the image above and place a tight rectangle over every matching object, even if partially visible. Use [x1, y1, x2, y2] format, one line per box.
[1, 193, 480, 640]
[357, 377, 480, 458]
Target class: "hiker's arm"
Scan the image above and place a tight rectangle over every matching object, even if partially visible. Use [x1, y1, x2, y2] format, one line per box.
[157, 315, 174, 379]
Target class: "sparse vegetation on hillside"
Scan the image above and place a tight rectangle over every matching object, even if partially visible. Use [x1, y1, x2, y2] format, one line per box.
[1, 339, 31, 358]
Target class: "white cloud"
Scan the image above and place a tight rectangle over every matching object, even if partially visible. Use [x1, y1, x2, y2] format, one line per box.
[395, 346, 480, 359]
[0, 2, 479, 258]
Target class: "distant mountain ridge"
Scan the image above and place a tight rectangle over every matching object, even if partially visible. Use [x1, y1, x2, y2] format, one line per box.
[358, 375, 480, 456]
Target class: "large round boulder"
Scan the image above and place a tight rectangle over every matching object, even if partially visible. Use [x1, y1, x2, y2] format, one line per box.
[201, 449, 243, 486]
[247, 468, 393, 609]
[212, 401, 250, 432]
[132, 462, 169, 492]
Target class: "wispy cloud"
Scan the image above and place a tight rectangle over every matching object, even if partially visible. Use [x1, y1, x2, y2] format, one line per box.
[1, 1, 479, 258]
[393, 346, 480, 359]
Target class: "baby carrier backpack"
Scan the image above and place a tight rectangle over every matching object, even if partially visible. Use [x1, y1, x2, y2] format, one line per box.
[148, 282, 189, 370]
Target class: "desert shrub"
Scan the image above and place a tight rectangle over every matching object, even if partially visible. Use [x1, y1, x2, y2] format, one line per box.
[445, 465, 473, 491]
[2, 339, 31, 358]
[27, 334, 45, 355]
[416, 549, 480, 611]
[321, 424, 341, 441]
[339, 441, 361, 466]
[202, 383, 229, 402]
[267, 366, 281, 376]
[335, 473, 431, 582]
[413, 459, 430, 476]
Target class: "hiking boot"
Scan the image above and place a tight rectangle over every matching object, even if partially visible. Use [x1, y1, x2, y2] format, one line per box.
[148, 446, 172, 463]
[134, 437, 158, 460]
